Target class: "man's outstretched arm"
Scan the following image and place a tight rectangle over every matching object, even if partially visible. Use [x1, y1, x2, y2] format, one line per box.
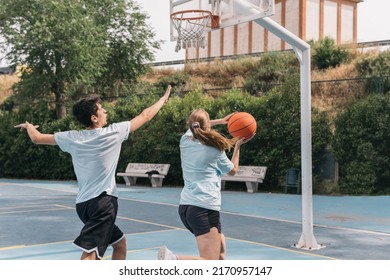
[129, 85, 171, 132]
[14, 121, 56, 145]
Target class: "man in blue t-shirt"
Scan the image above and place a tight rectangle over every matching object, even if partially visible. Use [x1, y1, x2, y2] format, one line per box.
[15, 86, 171, 260]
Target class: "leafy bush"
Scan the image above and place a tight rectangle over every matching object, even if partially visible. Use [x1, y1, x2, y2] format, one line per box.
[245, 76, 331, 189]
[310, 37, 350, 70]
[332, 94, 390, 194]
[355, 50, 390, 94]
[243, 52, 299, 95]
[0, 102, 75, 179]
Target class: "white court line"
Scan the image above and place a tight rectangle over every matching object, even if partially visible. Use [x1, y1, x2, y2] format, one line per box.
[0, 208, 71, 215]
[0, 204, 69, 210]
[0, 181, 78, 195]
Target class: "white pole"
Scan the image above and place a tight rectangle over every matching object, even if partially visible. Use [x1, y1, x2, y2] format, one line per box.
[254, 16, 323, 250]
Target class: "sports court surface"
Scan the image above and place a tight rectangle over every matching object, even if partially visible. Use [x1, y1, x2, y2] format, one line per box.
[0, 178, 389, 260]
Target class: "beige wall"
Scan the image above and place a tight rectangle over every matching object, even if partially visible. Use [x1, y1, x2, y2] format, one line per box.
[323, 0, 338, 39]
[306, 0, 320, 41]
[341, 3, 354, 43]
[186, 0, 360, 60]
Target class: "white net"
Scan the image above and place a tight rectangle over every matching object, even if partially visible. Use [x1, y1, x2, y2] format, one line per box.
[171, 10, 212, 52]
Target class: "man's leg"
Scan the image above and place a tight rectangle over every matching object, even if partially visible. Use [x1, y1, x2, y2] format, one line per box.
[80, 251, 98, 260]
[112, 236, 127, 260]
[219, 233, 226, 260]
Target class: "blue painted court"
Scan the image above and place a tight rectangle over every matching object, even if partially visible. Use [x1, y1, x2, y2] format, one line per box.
[0, 178, 389, 260]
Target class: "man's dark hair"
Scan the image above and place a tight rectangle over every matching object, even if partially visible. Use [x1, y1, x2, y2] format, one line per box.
[72, 95, 101, 127]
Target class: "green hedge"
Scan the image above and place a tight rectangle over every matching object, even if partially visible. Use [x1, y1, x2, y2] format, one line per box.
[332, 94, 390, 194]
[0, 77, 332, 192]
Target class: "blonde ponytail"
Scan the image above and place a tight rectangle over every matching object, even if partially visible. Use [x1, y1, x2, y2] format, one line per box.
[188, 109, 238, 151]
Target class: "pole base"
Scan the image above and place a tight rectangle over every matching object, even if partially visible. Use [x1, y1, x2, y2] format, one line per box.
[292, 243, 326, 251]
[293, 233, 326, 250]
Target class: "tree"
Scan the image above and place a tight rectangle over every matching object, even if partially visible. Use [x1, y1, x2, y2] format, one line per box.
[0, 0, 160, 118]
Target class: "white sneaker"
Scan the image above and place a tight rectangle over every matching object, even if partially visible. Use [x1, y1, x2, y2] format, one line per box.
[158, 246, 176, 260]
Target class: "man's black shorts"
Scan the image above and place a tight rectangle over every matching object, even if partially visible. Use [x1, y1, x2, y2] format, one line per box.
[74, 192, 124, 259]
[179, 205, 221, 237]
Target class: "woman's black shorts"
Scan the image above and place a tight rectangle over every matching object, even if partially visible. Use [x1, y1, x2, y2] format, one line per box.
[179, 205, 221, 237]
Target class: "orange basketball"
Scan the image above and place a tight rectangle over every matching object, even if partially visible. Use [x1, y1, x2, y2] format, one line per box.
[228, 112, 257, 138]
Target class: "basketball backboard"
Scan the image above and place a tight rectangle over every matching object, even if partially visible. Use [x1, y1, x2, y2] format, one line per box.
[170, 0, 275, 42]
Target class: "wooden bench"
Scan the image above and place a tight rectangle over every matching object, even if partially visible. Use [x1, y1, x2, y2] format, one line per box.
[221, 166, 267, 193]
[117, 163, 170, 188]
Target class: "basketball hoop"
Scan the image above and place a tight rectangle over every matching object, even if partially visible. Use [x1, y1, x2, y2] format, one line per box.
[171, 9, 219, 52]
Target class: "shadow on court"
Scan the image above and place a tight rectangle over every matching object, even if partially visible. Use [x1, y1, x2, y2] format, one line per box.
[0, 178, 389, 260]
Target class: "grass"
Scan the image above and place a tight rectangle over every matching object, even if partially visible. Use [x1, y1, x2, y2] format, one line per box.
[311, 64, 365, 121]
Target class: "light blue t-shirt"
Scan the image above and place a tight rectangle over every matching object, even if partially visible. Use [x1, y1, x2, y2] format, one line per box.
[54, 121, 131, 204]
[179, 129, 234, 211]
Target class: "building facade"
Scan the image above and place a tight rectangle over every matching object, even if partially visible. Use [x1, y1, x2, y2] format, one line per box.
[186, 0, 363, 60]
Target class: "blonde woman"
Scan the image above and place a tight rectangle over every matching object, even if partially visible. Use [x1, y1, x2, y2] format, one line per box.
[158, 109, 254, 260]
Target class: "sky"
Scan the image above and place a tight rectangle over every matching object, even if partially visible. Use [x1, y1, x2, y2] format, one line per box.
[1, 1, 389, 67]
[136, 0, 390, 63]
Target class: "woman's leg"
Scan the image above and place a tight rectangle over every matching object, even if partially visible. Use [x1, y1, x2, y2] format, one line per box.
[196, 227, 222, 260]
[159, 206, 223, 260]
[173, 227, 221, 260]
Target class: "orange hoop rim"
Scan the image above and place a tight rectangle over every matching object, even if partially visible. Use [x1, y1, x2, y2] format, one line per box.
[170, 9, 212, 21]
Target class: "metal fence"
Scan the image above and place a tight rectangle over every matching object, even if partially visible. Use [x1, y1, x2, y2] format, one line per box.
[181, 75, 390, 96]
[149, 40, 390, 68]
